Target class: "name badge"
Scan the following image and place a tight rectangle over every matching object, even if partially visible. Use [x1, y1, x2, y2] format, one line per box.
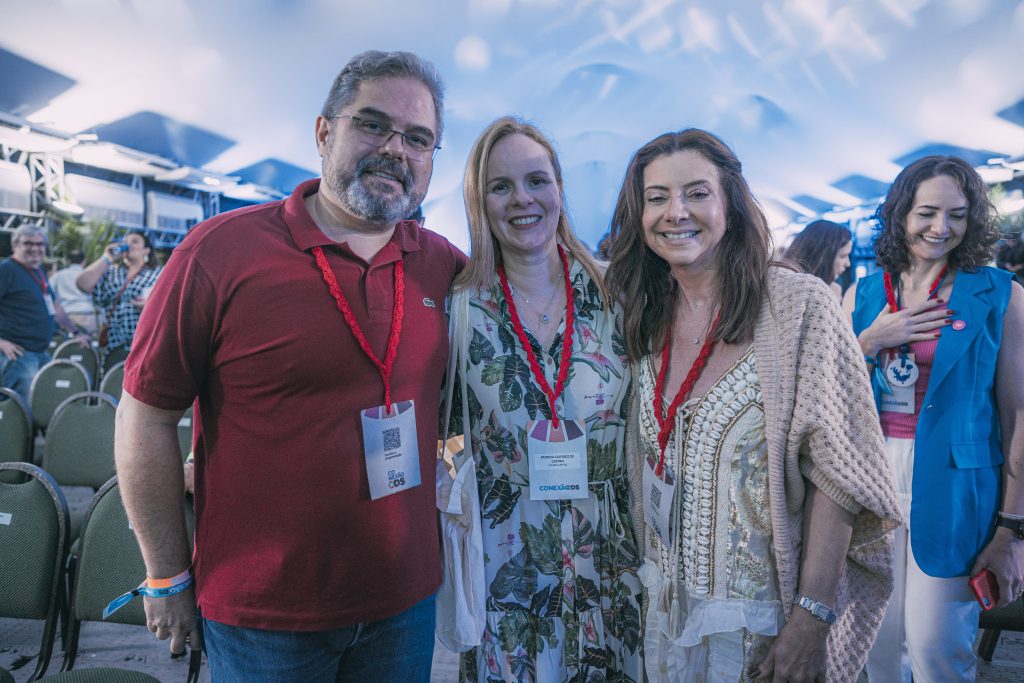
[642, 453, 676, 547]
[361, 400, 421, 500]
[527, 418, 588, 500]
[45, 293, 56, 316]
[881, 352, 916, 415]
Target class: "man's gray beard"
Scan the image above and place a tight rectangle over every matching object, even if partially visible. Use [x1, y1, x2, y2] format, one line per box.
[341, 175, 411, 225]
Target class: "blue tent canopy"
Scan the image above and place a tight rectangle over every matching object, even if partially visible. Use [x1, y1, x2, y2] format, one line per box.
[87, 111, 235, 168]
[0, 47, 76, 117]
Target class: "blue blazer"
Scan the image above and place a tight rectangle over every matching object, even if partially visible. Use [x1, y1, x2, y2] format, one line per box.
[852, 267, 1012, 577]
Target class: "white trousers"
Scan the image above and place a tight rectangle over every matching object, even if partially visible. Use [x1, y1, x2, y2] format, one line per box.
[865, 437, 980, 683]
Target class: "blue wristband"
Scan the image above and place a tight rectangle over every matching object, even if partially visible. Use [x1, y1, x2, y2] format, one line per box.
[103, 574, 194, 619]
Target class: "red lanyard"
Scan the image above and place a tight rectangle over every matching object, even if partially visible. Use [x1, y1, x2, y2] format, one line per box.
[497, 245, 575, 429]
[883, 266, 947, 312]
[883, 266, 947, 356]
[652, 311, 720, 477]
[312, 246, 404, 412]
[17, 262, 48, 294]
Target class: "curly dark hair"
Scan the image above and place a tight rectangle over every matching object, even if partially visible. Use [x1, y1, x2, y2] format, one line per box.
[875, 155, 998, 273]
[605, 129, 772, 361]
[785, 220, 851, 285]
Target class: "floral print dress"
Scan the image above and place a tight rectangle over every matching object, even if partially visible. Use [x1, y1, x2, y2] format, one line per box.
[452, 261, 642, 683]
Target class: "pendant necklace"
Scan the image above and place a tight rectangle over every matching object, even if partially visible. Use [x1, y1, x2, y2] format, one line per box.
[511, 281, 560, 325]
[689, 308, 717, 345]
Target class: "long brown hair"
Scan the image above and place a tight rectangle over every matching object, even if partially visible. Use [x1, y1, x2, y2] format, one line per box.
[605, 129, 772, 361]
[785, 219, 851, 284]
[454, 116, 607, 303]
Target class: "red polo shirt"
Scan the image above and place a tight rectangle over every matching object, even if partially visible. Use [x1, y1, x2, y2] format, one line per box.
[124, 179, 465, 630]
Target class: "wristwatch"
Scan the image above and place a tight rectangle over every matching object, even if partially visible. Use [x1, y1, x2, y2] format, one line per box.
[996, 512, 1024, 540]
[794, 595, 837, 625]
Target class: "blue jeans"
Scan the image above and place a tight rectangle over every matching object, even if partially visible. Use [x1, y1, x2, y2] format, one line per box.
[201, 593, 436, 683]
[0, 350, 49, 404]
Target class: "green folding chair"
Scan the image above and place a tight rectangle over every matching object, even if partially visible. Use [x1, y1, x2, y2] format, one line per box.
[101, 346, 131, 376]
[50, 476, 199, 682]
[29, 360, 91, 433]
[98, 361, 125, 403]
[0, 462, 70, 682]
[0, 387, 34, 484]
[52, 341, 99, 390]
[43, 392, 118, 492]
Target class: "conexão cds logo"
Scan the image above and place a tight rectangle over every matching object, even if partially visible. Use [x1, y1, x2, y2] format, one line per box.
[387, 469, 406, 488]
[539, 484, 580, 492]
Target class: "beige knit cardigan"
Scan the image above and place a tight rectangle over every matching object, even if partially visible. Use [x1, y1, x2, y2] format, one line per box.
[626, 267, 903, 683]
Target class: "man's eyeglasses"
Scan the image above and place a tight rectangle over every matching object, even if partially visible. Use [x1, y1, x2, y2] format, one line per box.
[19, 241, 47, 249]
[331, 114, 440, 161]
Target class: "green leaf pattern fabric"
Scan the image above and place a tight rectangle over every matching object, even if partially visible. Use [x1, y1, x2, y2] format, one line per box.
[457, 262, 642, 683]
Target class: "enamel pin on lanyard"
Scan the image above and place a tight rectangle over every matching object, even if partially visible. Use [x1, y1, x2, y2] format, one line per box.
[313, 246, 420, 500]
[499, 246, 588, 501]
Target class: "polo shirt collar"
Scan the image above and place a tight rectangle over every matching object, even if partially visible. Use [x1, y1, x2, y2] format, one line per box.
[283, 178, 423, 260]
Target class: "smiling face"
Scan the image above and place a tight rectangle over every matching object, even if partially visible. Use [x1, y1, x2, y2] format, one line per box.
[903, 174, 968, 266]
[640, 150, 727, 274]
[12, 231, 47, 269]
[832, 239, 852, 281]
[484, 133, 562, 259]
[317, 76, 436, 229]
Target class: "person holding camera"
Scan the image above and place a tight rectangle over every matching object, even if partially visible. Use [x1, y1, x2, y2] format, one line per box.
[76, 229, 161, 358]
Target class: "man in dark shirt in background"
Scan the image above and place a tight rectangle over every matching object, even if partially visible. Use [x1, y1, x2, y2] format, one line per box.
[1, 225, 89, 401]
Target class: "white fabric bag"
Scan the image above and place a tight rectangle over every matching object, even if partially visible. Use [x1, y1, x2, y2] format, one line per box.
[435, 289, 486, 653]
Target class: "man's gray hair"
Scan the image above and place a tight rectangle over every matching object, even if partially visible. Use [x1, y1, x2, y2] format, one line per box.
[321, 50, 446, 143]
[11, 225, 46, 245]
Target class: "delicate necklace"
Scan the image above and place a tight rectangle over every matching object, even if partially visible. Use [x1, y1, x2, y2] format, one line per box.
[510, 281, 561, 325]
[685, 307, 718, 345]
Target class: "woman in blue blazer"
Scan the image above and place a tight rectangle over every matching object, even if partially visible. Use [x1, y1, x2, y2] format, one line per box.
[843, 155, 1024, 683]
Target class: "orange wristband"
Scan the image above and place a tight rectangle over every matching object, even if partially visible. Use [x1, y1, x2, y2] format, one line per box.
[146, 567, 192, 589]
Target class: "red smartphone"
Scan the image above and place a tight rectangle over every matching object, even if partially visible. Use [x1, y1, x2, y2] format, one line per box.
[969, 568, 1000, 611]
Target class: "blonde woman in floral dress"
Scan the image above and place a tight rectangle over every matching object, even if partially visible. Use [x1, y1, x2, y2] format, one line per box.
[448, 116, 642, 682]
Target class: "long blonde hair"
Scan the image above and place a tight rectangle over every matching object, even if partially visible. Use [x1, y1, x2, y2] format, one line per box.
[455, 115, 607, 305]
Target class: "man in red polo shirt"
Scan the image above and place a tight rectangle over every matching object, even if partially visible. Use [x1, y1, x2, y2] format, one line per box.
[115, 51, 465, 682]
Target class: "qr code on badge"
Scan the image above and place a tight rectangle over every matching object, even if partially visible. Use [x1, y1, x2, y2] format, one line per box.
[383, 427, 402, 451]
[649, 483, 661, 510]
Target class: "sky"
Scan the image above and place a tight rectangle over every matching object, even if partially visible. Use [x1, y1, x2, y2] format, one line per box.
[3, 0, 1024, 250]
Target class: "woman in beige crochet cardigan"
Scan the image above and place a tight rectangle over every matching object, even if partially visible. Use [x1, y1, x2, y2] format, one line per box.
[605, 129, 902, 683]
